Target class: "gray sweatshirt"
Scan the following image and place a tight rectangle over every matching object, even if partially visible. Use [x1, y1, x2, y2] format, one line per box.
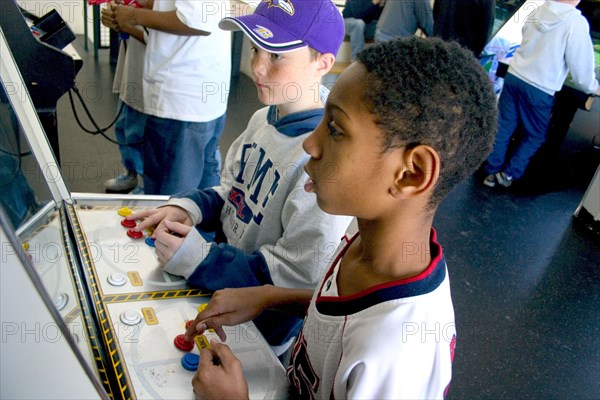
[509, 1, 598, 95]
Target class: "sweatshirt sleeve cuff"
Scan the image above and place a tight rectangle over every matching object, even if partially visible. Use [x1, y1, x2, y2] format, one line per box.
[166, 197, 203, 224]
[162, 229, 211, 279]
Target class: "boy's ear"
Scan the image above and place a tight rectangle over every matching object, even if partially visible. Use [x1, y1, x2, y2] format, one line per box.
[316, 53, 336, 76]
[391, 145, 440, 199]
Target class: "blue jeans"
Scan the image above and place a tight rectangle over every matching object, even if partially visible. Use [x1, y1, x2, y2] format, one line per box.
[0, 156, 37, 228]
[0, 107, 37, 228]
[143, 114, 226, 195]
[344, 18, 378, 61]
[345, 18, 365, 61]
[485, 73, 555, 180]
[115, 101, 145, 175]
[374, 28, 396, 43]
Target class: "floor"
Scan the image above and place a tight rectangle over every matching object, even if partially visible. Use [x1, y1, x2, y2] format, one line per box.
[52, 37, 600, 399]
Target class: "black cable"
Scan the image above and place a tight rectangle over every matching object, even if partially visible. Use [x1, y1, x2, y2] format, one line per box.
[0, 145, 31, 158]
[68, 86, 121, 133]
[68, 86, 142, 147]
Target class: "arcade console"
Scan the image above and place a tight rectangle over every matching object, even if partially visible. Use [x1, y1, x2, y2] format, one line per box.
[0, 11, 287, 398]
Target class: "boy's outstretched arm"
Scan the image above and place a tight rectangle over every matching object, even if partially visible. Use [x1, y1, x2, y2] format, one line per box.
[193, 342, 249, 400]
[185, 285, 313, 342]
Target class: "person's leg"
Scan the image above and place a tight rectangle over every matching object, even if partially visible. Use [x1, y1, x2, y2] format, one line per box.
[121, 104, 146, 177]
[364, 20, 378, 43]
[105, 101, 141, 191]
[197, 114, 226, 189]
[0, 155, 37, 228]
[121, 104, 147, 193]
[374, 28, 395, 43]
[484, 74, 520, 176]
[113, 101, 129, 170]
[344, 18, 366, 61]
[504, 81, 555, 179]
[144, 115, 224, 195]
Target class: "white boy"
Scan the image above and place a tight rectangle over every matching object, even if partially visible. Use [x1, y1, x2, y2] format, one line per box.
[129, 0, 352, 351]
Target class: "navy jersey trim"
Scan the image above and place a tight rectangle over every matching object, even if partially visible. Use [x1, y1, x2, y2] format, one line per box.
[315, 229, 446, 316]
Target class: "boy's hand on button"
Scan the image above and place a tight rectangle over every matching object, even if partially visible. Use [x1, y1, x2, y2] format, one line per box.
[185, 288, 271, 342]
[128, 206, 192, 236]
[154, 220, 191, 265]
[193, 342, 248, 400]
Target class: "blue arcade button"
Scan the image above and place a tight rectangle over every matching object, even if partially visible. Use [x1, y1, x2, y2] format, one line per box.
[181, 353, 200, 372]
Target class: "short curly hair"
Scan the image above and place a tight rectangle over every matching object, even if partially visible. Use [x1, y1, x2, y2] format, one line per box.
[357, 37, 497, 208]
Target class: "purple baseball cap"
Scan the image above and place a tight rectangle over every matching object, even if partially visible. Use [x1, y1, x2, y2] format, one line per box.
[219, 0, 344, 55]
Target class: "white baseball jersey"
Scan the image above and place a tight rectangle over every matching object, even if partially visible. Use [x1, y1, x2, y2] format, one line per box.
[287, 230, 456, 399]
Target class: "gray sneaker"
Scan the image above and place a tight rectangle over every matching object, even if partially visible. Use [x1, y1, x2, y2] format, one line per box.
[104, 171, 138, 192]
[483, 174, 496, 187]
[129, 184, 144, 195]
[495, 171, 513, 187]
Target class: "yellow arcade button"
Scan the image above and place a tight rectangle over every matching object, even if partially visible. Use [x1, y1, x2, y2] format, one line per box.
[118, 207, 133, 217]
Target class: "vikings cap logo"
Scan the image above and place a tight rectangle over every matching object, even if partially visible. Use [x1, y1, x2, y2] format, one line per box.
[253, 25, 274, 39]
[266, 0, 295, 16]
